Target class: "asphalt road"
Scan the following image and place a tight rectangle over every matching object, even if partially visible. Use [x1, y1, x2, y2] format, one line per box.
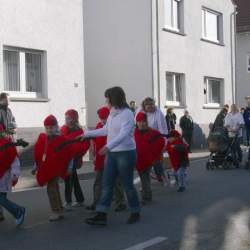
[1, 158, 250, 250]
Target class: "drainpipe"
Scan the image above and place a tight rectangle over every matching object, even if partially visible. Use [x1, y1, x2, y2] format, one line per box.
[152, 0, 161, 106]
[230, 7, 237, 104]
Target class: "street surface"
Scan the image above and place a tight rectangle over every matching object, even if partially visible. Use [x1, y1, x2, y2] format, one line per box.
[1, 157, 250, 250]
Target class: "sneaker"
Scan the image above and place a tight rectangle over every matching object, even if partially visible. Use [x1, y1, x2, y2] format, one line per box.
[64, 203, 73, 212]
[49, 212, 64, 222]
[86, 204, 96, 211]
[16, 208, 26, 227]
[177, 187, 186, 192]
[0, 213, 4, 222]
[114, 204, 127, 212]
[72, 202, 84, 208]
[85, 213, 107, 226]
[127, 213, 140, 224]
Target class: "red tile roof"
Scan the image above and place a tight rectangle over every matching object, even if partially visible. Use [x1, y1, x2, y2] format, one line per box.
[235, 0, 250, 32]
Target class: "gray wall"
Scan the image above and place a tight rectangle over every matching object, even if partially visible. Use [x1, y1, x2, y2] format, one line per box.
[236, 32, 250, 108]
[83, 0, 153, 127]
[156, 0, 235, 128]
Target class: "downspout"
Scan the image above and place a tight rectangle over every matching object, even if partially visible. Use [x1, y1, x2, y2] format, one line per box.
[230, 6, 237, 104]
[152, 0, 161, 106]
[156, 0, 161, 107]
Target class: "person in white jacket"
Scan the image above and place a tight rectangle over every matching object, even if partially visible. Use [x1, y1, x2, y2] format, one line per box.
[224, 104, 245, 167]
[81, 87, 140, 226]
[141, 97, 168, 183]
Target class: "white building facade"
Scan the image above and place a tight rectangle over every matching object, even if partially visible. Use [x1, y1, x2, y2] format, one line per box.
[0, 0, 86, 163]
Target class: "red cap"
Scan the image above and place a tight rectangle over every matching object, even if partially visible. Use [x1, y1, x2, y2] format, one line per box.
[65, 109, 79, 121]
[136, 112, 147, 122]
[44, 115, 58, 127]
[169, 130, 181, 138]
[0, 124, 4, 132]
[98, 107, 110, 120]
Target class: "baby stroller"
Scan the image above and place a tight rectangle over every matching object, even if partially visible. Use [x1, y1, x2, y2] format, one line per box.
[206, 127, 237, 170]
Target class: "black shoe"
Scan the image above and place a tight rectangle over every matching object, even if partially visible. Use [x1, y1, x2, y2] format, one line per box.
[141, 199, 152, 206]
[127, 213, 140, 224]
[114, 204, 127, 212]
[0, 213, 4, 222]
[86, 205, 96, 211]
[85, 213, 107, 226]
[177, 187, 186, 192]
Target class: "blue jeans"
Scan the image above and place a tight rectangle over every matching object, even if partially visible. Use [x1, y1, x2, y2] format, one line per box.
[174, 167, 187, 188]
[96, 150, 140, 213]
[0, 192, 24, 219]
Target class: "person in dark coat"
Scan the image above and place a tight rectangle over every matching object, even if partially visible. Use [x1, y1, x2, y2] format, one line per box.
[243, 97, 250, 146]
[212, 107, 228, 131]
[165, 107, 177, 131]
[180, 110, 194, 153]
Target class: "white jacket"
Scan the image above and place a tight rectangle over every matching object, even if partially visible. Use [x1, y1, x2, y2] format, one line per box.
[224, 112, 244, 137]
[85, 108, 136, 152]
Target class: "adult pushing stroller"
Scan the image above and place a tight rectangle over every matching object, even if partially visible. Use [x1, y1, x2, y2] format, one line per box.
[206, 127, 238, 170]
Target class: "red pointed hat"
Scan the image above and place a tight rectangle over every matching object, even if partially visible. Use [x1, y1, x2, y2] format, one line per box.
[136, 112, 147, 122]
[169, 130, 181, 138]
[65, 109, 79, 121]
[44, 115, 58, 127]
[97, 107, 110, 120]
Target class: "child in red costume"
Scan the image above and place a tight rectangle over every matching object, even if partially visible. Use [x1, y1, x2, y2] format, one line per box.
[166, 130, 189, 192]
[61, 109, 90, 210]
[135, 112, 165, 205]
[86, 107, 126, 212]
[0, 124, 25, 226]
[33, 115, 74, 221]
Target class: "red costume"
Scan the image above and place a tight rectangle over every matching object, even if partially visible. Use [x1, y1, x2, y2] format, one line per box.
[34, 115, 73, 186]
[60, 126, 90, 160]
[0, 136, 17, 179]
[93, 122, 107, 171]
[92, 106, 110, 171]
[135, 112, 165, 173]
[166, 130, 189, 171]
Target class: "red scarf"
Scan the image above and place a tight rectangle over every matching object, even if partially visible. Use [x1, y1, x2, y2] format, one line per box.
[60, 125, 90, 161]
[0, 137, 17, 179]
[134, 128, 165, 173]
[34, 133, 73, 186]
[92, 122, 107, 171]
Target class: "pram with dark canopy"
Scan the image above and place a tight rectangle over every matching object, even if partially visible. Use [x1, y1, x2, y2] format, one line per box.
[206, 127, 238, 170]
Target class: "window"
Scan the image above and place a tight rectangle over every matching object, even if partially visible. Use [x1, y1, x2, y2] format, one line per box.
[164, 0, 181, 31]
[247, 55, 250, 73]
[202, 8, 223, 43]
[204, 77, 223, 107]
[3, 47, 45, 98]
[166, 72, 184, 106]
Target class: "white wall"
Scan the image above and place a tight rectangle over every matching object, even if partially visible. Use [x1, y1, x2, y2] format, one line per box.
[236, 32, 250, 108]
[83, 0, 153, 127]
[0, 0, 86, 128]
[156, 0, 235, 126]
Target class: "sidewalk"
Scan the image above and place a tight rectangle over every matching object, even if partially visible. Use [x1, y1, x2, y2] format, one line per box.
[14, 150, 210, 192]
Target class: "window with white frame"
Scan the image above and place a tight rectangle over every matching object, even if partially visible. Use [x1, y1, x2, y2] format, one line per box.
[164, 0, 181, 31]
[247, 54, 250, 73]
[204, 77, 223, 107]
[166, 72, 184, 106]
[3, 47, 45, 98]
[202, 8, 223, 43]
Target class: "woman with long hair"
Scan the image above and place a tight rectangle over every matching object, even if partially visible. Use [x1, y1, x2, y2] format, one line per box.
[80, 87, 140, 226]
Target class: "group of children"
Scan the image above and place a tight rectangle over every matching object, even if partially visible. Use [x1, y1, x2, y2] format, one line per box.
[0, 107, 189, 226]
